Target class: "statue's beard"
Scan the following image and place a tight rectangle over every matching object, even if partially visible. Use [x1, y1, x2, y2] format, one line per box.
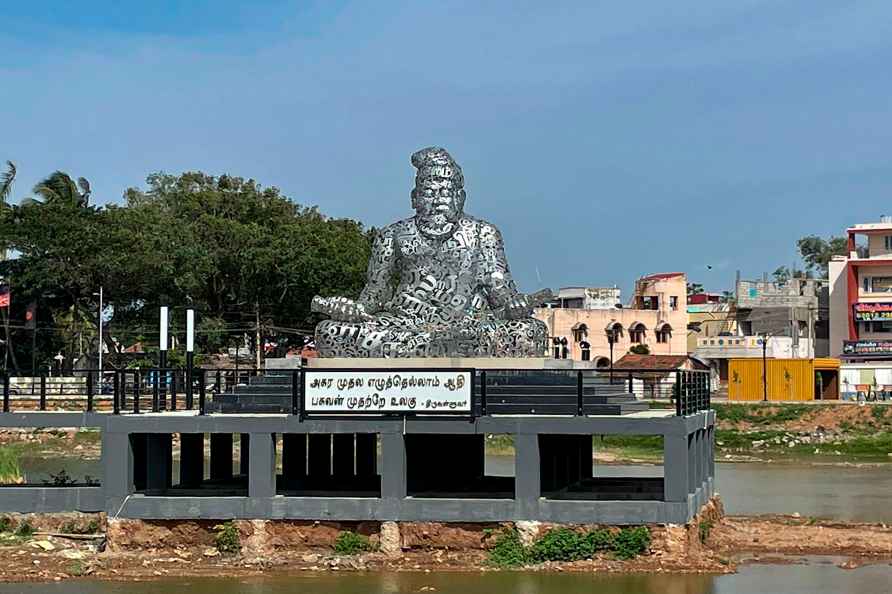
[415, 212, 458, 238]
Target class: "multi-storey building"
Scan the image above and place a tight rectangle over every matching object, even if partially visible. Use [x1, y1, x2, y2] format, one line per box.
[534, 273, 688, 365]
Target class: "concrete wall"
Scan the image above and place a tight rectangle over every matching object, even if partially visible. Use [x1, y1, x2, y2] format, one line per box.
[829, 258, 848, 357]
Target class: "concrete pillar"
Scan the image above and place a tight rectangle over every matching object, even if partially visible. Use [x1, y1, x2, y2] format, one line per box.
[248, 432, 276, 498]
[514, 433, 541, 518]
[663, 431, 691, 503]
[179, 433, 204, 488]
[145, 433, 172, 493]
[130, 434, 147, 492]
[102, 431, 133, 513]
[210, 433, 234, 481]
[281, 433, 307, 487]
[239, 433, 251, 476]
[579, 435, 593, 480]
[308, 434, 331, 478]
[380, 432, 406, 501]
[355, 433, 377, 478]
[332, 434, 355, 478]
[687, 433, 697, 493]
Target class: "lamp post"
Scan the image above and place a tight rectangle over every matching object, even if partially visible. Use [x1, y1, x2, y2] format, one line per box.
[186, 308, 195, 409]
[159, 306, 168, 409]
[607, 327, 617, 381]
[93, 287, 103, 388]
[760, 333, 772, 402]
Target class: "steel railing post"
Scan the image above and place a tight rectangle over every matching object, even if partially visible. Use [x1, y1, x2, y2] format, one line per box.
[291, 370, 299, 416]
[39, 375, 46, 411]
[2, 373, 9, 413]
[675, 370, 682, 416]
[86, 372, 94, 412]
[133, 370, 141, 414]
[199, 369, 206, 415]
[113, 371, 120, 415]
[480, 370, 487, 417]
[576, 370, 583, 416]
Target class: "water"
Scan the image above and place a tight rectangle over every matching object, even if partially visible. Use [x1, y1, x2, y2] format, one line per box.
[1, 562, 892, 593]
[486, 455, 892, 523]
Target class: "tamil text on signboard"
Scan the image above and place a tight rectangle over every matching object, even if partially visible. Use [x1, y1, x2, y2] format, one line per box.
[304, 370, 472, 413]
[853, 302, 892, 322]
[843, 340, 892, 356]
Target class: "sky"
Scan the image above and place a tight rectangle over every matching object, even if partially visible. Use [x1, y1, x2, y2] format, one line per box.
[2, 1, 892, 298]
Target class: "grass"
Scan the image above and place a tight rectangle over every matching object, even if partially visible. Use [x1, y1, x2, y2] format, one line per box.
[595, 435, 664, 460]
[714, 403, 813, 426]
[0, 448, 23, 484]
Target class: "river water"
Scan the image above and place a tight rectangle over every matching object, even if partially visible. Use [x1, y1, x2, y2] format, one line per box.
[1, 561, 892, 594]
[12, 455, 892, 592]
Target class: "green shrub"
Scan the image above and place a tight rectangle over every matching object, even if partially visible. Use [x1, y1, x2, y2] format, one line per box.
[333, 531, 372, 555]
[698, 520, 713, 544]
[528, 528, 587, 562]
[487, 529, 527, 567]
[0, 517, 12, 533]
[213, 522, 240, 554]
[613, 527, 650, 559]
[581, 528, 614, 554]
[15, 521, 34, 538]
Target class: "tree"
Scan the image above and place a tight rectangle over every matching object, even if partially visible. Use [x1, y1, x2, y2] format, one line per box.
[0, 161, 15, 204]
[30, 171, 91, 208]
[687, 282, 704, 296]
[796, 235, 848, 278]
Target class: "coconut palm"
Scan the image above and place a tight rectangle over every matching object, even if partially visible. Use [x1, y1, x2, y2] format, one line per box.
[31, 171, 91, 207]
[0, 161, 15, 204]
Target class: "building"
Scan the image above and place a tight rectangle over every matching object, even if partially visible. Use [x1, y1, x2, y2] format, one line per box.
[543, 286, 622, 310]
[692, 276, 828, 384]
[829, 217, 892, 394]
[534, 273, 688, 366]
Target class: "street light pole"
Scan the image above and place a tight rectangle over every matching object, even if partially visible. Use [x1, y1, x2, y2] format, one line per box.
[762, 334, 768, 402]
[97, 286, 103, 382]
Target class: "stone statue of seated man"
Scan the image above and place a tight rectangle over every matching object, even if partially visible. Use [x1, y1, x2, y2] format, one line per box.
[312, 147, 549, 358]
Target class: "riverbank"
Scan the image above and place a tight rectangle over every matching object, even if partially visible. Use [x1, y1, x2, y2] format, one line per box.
[0, 500, 891, 583]
[487, 402, 892, 464]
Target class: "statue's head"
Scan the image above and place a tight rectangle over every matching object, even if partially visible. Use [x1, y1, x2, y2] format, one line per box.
[410, 147, 466, 237]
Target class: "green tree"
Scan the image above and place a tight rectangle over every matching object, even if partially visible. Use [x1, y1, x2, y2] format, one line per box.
[796, 235, 848, 277]
[0, 161, 15, 204]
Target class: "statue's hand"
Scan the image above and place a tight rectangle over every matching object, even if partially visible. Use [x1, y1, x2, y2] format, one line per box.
[502, 289, 554, 320]
[311, 296, 373, 322]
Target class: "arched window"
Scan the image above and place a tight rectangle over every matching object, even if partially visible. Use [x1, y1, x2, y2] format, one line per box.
[629, 322, 646, 344]
[595, 356, 611, 369]
[580, 340, 591, 361]
[571, 323, 588, 344]
[552, 337, 568, 359]
[605, 322, 623, 343]
[656, 323, 673, 344]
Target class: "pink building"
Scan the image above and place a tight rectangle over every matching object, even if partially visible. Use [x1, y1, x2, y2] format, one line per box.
[534, 273, 689, 366]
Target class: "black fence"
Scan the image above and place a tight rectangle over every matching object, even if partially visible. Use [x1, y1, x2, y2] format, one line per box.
[0, 367, 711, 417]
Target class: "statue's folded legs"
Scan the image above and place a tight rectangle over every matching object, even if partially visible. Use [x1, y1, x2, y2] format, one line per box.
[316, 317, 548, 358]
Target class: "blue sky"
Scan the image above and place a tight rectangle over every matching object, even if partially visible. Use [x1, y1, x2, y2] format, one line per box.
[3, 1, 892, 297]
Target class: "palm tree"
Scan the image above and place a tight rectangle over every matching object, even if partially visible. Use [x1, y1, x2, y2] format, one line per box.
[0, 161, 15, 204]
[31, 171, 91, 207]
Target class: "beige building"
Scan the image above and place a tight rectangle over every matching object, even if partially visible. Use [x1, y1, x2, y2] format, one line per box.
[534, 273, 688, 366]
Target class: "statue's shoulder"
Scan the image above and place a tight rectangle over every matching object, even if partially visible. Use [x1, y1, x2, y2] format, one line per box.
[459, 215, 503, 241]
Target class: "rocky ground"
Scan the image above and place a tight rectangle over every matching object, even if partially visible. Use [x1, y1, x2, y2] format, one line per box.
[0, 500, 891, 583]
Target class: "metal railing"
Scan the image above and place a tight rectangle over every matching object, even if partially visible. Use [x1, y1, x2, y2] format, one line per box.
[0, 367, 711, 417]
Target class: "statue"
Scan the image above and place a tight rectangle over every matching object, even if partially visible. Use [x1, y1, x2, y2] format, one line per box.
[312, 147, 549, 358]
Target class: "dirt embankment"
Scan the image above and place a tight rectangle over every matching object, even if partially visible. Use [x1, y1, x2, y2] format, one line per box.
[3, 499, 892, 583]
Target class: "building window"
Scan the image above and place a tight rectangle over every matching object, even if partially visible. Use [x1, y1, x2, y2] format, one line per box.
[580, 341, 591, 361]
[670, 296, 678, 311]
[629, 323, 646, 344]
[571, 324, 588, 343]
[885, 236, 892, 251]
[656, 325, 672, 344]
[864, 277, 871, 293]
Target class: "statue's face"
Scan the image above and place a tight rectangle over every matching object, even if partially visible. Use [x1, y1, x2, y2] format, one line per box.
[412, 177, 465, 224]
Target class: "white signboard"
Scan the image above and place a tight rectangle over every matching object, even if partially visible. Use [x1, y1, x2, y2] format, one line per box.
[304, 370, 472, 413]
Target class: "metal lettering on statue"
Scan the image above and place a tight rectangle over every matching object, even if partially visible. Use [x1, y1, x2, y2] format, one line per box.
[312, 147, 550, 358]
[303, 370, 472, 413]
